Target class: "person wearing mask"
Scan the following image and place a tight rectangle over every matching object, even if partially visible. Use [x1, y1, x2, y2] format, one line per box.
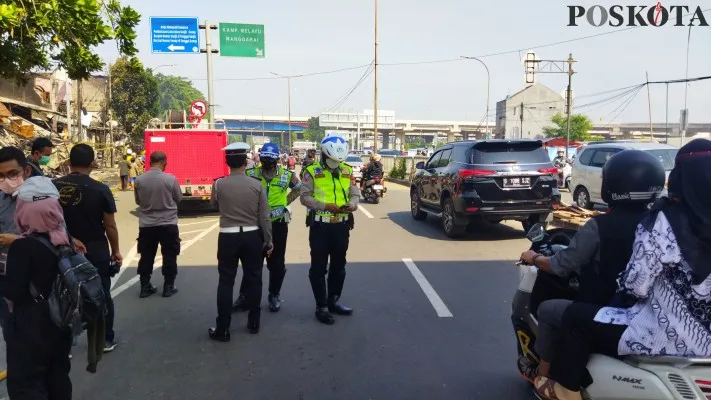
[134, 151, 182, 298]
[232, 143, 301, 313]
[209, 142, 273, 341]
[536, 139, 711, 400]
[300, 136, 360, 325]
[53, 144, 122, 353]
[118, 156, 130, 191]
[518, 150, 665, 383]
[552, 149, 569, 168]
[27, 137, 54, 177]
[0, 177, 73, 399]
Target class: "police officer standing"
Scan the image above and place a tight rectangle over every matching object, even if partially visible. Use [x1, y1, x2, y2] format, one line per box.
[232, 143, 301, 313]
[300, 136, 360, 325]
[209, 142, 273, 341]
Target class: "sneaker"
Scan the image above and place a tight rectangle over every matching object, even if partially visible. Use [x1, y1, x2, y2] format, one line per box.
[104, 338, 119, 353]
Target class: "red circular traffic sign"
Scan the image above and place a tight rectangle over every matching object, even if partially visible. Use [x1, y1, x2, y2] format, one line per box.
[190, 100, 208, 118]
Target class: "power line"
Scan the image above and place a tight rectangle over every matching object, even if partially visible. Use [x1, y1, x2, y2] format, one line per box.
[325, 62, 375, 112]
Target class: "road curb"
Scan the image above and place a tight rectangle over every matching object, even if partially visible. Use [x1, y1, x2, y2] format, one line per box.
[386, 178, 411, 187]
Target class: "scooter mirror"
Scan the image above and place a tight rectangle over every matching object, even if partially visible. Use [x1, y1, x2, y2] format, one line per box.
[526, 223, 546, 243]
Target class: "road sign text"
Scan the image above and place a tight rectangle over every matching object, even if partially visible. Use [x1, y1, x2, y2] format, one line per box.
[219, 23, 265, 58]
[150, 17, 200, 54]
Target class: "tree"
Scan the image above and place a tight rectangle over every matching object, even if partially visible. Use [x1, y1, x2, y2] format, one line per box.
[109, 57, 159, 145]
[543, 113, 594, 142]
[154, 74, 206, 115]
[0, 0, 140, 82]
[302, 117, 326, 143]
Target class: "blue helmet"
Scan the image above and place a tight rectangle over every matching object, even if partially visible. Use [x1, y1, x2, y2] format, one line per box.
[259, 143, 279, 160]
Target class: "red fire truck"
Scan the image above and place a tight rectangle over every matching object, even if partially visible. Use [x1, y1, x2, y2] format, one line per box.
[144, 128, 229, 202]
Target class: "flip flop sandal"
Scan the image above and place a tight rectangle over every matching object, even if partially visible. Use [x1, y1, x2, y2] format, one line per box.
[534, 376, 563, 400]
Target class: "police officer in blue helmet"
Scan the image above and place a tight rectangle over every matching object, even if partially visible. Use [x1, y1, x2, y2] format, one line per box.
[232, 142, 302, 313]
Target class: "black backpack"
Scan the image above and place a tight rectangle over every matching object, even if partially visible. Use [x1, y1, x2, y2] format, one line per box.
[29, 236, 106, 336]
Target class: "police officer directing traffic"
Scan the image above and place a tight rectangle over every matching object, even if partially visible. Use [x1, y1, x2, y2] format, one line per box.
[233, 143, 301, 313]
[209, 142, 273, 341]
[300, 136, 360, 325]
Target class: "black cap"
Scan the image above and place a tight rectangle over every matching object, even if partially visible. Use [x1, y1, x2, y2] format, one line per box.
[31, 137, 54, 152]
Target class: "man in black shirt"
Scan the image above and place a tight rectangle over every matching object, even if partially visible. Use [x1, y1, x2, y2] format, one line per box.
[53, 144, 123, 353]
[28, 137, 54, 177]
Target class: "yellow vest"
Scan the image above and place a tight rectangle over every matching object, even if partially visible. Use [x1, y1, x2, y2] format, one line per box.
[305, 162, 352, 217]
[247, 166, 293, 221]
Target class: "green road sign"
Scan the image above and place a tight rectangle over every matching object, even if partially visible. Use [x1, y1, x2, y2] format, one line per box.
[219, 23, 265, 58]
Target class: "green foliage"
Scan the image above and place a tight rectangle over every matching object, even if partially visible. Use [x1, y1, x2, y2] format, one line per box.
[0, 0, 140, 82]
[154, 73, 205, 115]
[109, 57, 159, 145]
[405, 136, 425, 150]
[388, 158, 408, 180]
[543, 113, 594, 142]
[302, 116, 325, 143]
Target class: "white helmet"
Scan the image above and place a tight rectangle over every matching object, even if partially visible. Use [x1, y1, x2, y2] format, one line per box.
[320, 136, 348, 168]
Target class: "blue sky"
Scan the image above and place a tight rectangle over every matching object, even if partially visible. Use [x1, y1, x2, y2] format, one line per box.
[98, 0, 711, 124]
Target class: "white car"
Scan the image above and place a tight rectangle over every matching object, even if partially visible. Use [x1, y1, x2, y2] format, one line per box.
[569, 141, 677, 209]
[345, 155, 364, 181]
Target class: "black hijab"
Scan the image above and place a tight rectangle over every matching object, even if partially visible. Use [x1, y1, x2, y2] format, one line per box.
[648, 139, 711, 284]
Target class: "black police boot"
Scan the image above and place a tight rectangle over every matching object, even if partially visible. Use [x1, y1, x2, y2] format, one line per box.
[268, 293, 281, 312]
[162, 282, 178, 298]
[208, 327, 230, 342]
[327, 295, 353, 316]
[248, 308, 261, 334]
[139, 281, 157, 298]
[315, 307, 335, 325]
[232, 294, 248, 312]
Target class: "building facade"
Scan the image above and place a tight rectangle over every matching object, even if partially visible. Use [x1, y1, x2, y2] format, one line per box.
[495, 83, 566, 140]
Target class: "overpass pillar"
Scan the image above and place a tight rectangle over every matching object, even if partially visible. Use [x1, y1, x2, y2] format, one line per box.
[462, 132, 469, 141]
[447, 131, 455, 142]
[382, 131, 390, 149]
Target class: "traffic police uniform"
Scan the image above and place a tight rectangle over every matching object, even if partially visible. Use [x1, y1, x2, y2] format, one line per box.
[208, 142, 273, 341]
[233, 144, 301, 312]
[300, 153, 360, 325]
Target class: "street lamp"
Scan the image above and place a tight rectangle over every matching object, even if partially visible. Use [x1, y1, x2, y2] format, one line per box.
[460, 56, 491, 140]
[151, 64, 176, 74]
[270, 72, 292, 148]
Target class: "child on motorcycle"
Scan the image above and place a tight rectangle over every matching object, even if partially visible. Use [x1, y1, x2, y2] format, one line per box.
[518, 150, 665, 387]
[535, 139, 711, 400]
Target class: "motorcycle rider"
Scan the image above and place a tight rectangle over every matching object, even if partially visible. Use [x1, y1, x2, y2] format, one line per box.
[360, 154, 384, 191]
[552, 149, 568, 168]
[518, 150, 665, 382]
[232, 143, 301, 313]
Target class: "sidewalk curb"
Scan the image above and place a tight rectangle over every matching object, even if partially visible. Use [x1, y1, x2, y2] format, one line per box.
[385, 178, 411, 187]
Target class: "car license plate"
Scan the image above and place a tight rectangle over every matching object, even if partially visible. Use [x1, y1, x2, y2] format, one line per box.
[503, 177, 531, 188]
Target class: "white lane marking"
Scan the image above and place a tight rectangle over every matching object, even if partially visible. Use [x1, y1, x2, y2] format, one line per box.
[110, 222, 220, 298]
[178, 219, 218, 227]
[110, 243, 137, 290]
[358, 206, 374, 219]
[178, 229, 210, 235]
[401, 258, 453, 318]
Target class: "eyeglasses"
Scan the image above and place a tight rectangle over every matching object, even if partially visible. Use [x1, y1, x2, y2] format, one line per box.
[0, 170, 22, 182]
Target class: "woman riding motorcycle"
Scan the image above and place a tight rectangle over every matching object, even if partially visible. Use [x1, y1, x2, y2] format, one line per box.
[535, 139, 711, 400]
[360, 154, 384, 191]
[518, 150, 666, 383]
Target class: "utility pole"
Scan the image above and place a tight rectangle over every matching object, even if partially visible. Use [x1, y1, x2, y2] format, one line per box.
[524, 53, 576, 157]
[200, 21, 219, 123]
[646, 71, 654, 142]
[108, 64, 114, 166]
[66, 80, 72, 141]
[287, 76, 292, 148]
[665, 83, 669, 143]
[75, 79, 83, 142]
[460, 56, 491, 140]
[373, 0, 379, 153]
[519, 102, 524, 139]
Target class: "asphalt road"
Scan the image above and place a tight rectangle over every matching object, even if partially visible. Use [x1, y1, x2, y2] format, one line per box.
[62, 183, 541, 400]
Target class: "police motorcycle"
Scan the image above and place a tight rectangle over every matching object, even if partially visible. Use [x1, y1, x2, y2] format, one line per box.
[512, 223, 711, 400]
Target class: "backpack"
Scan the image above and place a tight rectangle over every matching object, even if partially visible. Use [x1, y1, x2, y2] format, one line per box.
[28, 236, 106, 336]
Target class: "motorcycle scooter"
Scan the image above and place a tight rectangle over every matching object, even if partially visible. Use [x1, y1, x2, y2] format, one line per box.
[512, 223, 711, 400]
[361, 177, 386, 204]
[556, 163, 572, 191]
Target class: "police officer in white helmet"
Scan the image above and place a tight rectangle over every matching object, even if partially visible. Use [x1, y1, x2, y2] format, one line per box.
[300, 136, 360, 325]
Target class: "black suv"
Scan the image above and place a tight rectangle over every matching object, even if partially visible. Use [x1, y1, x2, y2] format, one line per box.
[410, 140, 560, 238]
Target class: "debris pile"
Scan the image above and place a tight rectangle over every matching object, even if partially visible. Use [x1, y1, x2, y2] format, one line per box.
[552, 202, 605, 229]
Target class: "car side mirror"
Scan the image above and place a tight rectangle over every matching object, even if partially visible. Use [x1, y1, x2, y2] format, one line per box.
[526, 223, 546, 243]
[416, 161, 425, 169]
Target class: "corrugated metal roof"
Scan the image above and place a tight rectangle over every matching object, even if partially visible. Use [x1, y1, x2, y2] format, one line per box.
[0, 96, 62, 115]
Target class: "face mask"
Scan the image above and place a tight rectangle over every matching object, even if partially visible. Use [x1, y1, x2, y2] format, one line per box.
[40, 156, 51, 165]
[325, 158, 340, 169]
[0, 176, 24, 195]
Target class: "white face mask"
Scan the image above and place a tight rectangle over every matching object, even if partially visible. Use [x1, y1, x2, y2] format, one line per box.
[325, 158, 340, 169]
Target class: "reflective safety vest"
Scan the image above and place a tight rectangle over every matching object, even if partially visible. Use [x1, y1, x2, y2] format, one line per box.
[246, 166, 293, 221]
[305, 162, 353, 218]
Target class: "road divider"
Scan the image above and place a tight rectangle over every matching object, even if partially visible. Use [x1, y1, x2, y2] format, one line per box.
[110, 222, 220, 298]
[402, 258, 453, 318]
